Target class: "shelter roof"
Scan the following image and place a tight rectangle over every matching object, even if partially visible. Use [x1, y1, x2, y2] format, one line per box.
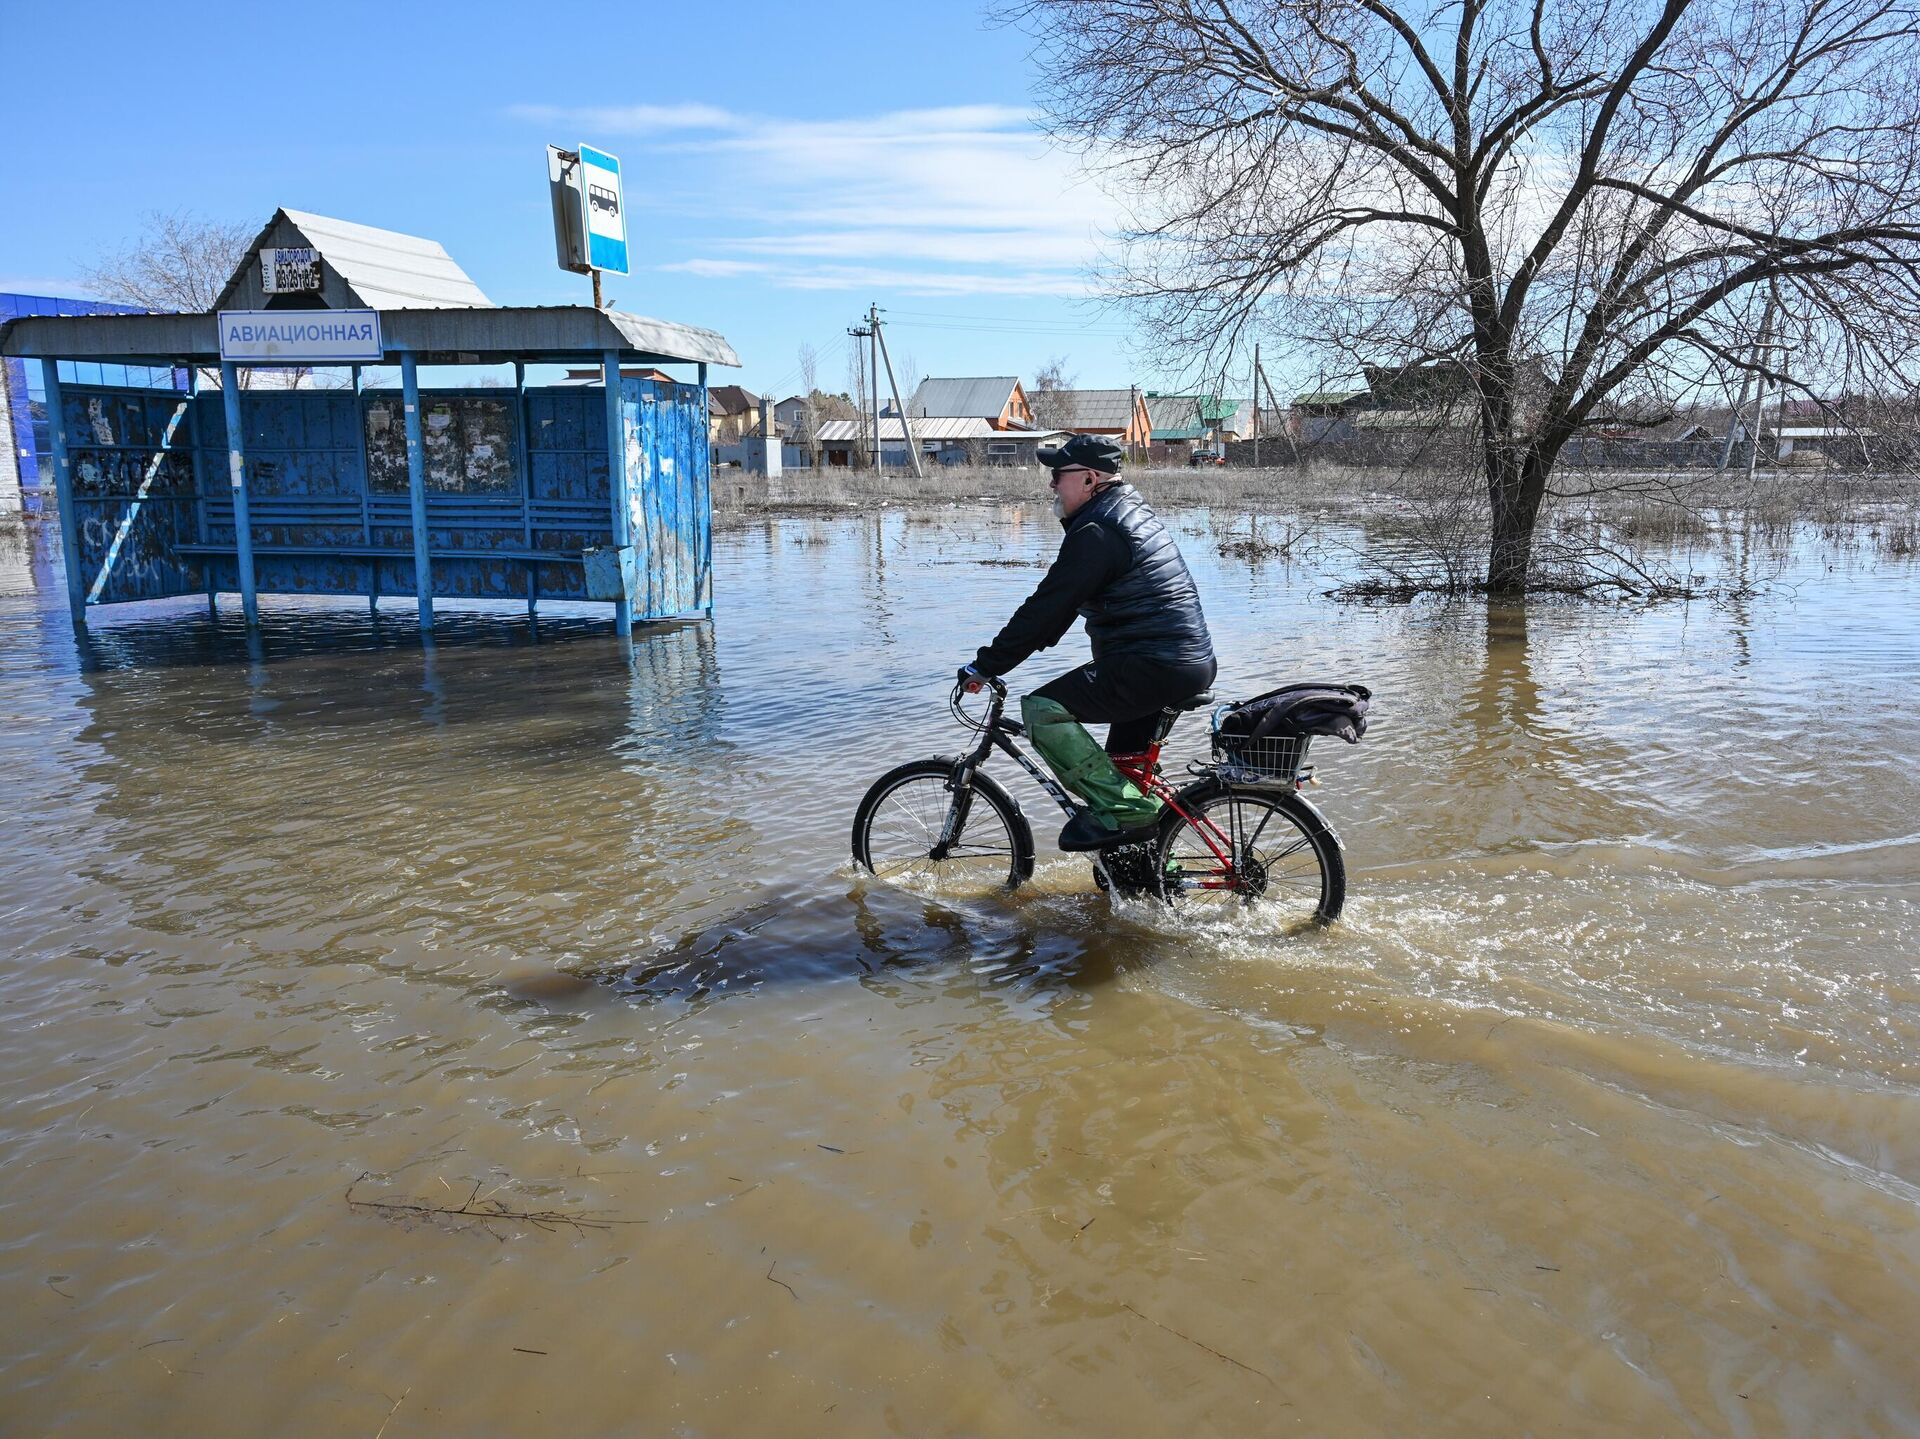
[0, 306, 740, 368]
[1037, 388, 1137, 429]
[214, 209, 493, 311]
[907, 376, 1020, 418]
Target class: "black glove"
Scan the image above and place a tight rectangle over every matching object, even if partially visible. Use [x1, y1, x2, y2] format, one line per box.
[957, 663, 985, 694]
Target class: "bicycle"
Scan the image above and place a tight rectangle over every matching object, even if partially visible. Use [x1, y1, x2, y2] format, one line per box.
[850, 674, 1347, 922]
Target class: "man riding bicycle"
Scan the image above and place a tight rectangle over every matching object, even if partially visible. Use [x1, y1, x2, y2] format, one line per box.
[960, 435, 1217, 852]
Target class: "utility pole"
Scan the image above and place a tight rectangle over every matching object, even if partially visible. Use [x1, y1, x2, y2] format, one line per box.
[872, 304, 923, 478]
[867, 304, 883, 472]
[1252, 343, 1260, 468]
[1719, 296, 1776, 474]
[847, 321, 872, 469]
[1254, 351, 1294, 464]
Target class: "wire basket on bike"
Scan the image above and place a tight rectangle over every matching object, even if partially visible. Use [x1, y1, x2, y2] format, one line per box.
[1209, 727, 1312, 782]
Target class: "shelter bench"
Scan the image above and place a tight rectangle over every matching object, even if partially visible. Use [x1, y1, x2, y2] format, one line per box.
[174, 542, 588, 615]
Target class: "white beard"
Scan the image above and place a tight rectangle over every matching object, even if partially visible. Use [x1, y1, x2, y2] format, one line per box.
[1051, 492, 1066, 520]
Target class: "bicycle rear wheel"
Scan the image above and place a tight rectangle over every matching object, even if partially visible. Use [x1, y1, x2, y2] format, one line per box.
[852, 758, 1035, 894]
[1157, 780, 1345, 923]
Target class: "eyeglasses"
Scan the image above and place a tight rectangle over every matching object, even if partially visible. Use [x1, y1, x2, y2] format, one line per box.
[1049, 466, 1093, 486]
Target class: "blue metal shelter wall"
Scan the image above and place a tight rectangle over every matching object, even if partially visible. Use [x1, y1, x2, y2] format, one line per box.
[50, 379, 713, 617]
[623, 377, 711, 618]
[60, 385, 202, 603]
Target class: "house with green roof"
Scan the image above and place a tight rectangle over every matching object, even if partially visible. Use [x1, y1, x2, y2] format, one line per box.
[1144, 392, 1240, 458]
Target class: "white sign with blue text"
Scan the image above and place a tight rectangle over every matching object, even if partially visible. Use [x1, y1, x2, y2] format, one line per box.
[579, 144, 629, 275]
[218, 310, 384, 364]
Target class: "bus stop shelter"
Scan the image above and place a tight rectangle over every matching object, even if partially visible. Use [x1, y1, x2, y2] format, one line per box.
[0, 304, 739, 637]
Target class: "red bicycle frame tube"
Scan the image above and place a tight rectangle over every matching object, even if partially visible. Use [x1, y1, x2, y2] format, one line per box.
[1112, 746, 1238, 877]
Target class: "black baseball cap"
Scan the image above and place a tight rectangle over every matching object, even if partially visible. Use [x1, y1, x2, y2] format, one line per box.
[1036, 434, 1124, 475]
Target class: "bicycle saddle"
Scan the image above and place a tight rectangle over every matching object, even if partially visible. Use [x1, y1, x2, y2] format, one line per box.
[1164, 692, 1214, 713]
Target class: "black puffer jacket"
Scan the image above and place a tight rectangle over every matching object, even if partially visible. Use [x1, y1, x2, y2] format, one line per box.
[973, 483, 1214, 676]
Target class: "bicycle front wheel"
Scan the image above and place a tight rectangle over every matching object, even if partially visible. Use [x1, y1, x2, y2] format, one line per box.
[852, 758, 1035, 894]
[1157, 781, 1345, 923]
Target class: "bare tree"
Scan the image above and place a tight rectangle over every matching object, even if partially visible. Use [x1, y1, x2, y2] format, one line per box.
[846, 345, 872, 468]
[896, 350, 924, 412]
[83, 210, 253, 314]
[1029, 355, 1079, 429]
[797, 342, 820, 457]
[1008, 0, 1920, 593]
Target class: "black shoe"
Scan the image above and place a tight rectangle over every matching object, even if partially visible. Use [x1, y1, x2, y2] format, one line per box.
[1058, 808, 1159, 852]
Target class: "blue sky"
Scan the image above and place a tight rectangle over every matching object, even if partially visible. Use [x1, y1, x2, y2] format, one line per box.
[0, 0, 1183, 401]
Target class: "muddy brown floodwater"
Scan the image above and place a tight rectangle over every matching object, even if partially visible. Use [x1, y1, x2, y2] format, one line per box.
[2, 504, 1918, 1436]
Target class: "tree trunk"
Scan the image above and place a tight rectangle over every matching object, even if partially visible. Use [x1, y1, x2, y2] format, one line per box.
[1485, 445, 1548, 595]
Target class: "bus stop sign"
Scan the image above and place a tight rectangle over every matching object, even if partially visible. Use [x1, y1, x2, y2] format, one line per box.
[579, 145, 628, 276]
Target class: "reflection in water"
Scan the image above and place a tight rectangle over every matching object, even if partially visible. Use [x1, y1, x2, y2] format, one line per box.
[0, 509, 1917, 1435]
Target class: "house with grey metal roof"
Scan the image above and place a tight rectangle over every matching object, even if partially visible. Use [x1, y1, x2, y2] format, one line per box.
[905, 376, 1033, 430]
[1028, 387, 1151, 448]
[815, 417, 1066, 467]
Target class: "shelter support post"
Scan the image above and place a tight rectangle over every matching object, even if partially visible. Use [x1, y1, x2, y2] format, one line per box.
[603, 349, 632, 636]
[401, 352, 433, 631]
[219, 359, 260, 628]
[698, 362, 712, 610]
[40, 360, 86, 628]
[514, 361, 537, 624]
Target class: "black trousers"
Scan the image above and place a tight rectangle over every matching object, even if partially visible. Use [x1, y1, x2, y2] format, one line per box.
[1031, 654, 1218, 754]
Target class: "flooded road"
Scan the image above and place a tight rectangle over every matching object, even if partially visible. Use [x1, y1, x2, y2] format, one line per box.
[2, 504, 1917, 1435]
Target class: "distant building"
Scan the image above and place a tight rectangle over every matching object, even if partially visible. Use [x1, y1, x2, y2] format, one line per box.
[559, 366, 677, 386]
[707, 385, 762, 443]
[1, 292, 184, 515]
[771, 394, 812, 442]
[905, 376, 1033, 431]
[1144, 392, 1238, 460]
[1029, 388, 1153, 450]
[815, 417, 1066, 468]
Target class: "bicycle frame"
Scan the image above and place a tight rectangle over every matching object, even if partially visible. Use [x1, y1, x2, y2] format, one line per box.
[936, 680, 1246, 883]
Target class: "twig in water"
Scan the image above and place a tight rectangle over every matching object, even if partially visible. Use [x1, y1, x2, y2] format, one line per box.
[345, 1173, 644, 1238]
[513, 1347, 548, 1356]
[1120, 1302, 1276, 1387]
[373, 1386, 411, 1439]
[766, 1261, 798, 1300]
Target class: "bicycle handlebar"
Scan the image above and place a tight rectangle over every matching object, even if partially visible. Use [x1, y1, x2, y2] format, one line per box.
[955, 670, 1007, 698]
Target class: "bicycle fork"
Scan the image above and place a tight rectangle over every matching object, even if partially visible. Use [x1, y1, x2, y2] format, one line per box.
[930, 760, 979, 861]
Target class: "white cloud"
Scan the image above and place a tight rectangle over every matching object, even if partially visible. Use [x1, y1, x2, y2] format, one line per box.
[507, 101, 742, 133]
[510, 100, 1114, 296]
[659, 259, 774, 278]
